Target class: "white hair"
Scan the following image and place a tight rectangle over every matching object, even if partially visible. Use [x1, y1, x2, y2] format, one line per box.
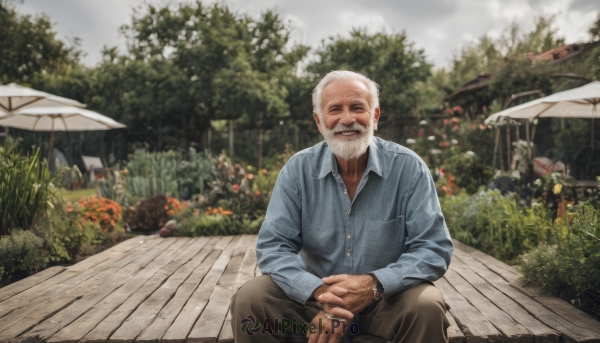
[312, 70, 380, 119]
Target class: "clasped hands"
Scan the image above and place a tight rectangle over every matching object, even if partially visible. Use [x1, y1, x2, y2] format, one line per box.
[306, 274, 377, 342]
[313, 274, 377, 319]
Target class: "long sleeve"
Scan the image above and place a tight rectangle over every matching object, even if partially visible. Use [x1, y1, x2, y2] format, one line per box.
[371, 162, 453, 296]
[256, 165, 323, 304]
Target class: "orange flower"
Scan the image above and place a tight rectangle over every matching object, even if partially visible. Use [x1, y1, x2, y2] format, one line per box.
[255, 191, 261, 196]
[221, 210, 233, 215]
[261, 169, 268, 175]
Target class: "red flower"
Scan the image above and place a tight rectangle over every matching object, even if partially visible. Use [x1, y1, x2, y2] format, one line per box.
[233, 184, 240, 192]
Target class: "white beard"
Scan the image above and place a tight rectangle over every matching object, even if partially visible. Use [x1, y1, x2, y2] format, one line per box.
[321, 118, 374, 161]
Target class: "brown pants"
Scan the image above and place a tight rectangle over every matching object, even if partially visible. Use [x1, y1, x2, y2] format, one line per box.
[231, 275, 450, 343]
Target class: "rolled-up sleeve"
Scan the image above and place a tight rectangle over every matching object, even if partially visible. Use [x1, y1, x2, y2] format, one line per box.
[371, 162, 453, 297]
[256, 164, 323, 304]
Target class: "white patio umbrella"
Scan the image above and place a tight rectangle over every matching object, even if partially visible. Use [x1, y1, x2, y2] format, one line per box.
[0, 83, 86, 138]
[0, 106, 126, 162]
[485, 81, 600, 151]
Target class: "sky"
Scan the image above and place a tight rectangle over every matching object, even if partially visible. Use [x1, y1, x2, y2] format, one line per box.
[12, 0, 600, 69]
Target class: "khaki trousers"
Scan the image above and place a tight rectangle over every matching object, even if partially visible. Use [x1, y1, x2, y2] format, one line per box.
[231, 275, 450, 343]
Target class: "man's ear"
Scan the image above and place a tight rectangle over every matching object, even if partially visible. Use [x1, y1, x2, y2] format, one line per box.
[313, 112, 322, 133]
[373, 107, 381, 131]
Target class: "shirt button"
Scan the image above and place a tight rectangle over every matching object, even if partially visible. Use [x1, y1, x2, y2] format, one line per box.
[347, 252, 351, 256]
[347, 235, 351, 239]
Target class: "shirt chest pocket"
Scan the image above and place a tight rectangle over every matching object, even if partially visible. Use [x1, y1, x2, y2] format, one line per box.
[364, 215, 405, 268]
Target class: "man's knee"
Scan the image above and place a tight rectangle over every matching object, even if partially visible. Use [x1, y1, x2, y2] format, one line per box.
[232, 275, 274, 312]
[403, 282, 447, 319]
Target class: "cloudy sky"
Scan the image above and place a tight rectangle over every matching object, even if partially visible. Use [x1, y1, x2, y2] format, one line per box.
[13, 0, 600, 68]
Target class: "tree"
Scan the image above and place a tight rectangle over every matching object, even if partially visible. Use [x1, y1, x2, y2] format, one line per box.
[117, 2, 308, 159]
[0, 1, 79, 84]
[589, 13, 600, 41]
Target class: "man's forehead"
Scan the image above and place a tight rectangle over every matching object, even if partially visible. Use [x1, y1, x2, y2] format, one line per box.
[321, 79, 371, 104]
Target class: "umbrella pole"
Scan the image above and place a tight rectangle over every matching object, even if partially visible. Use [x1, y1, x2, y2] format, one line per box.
[525, 120, 532, 159]
[493, 126, 500, 170]
[48, 117, 55, 166]
[592, 118, 595, 150]
[506, 125, 511, 170]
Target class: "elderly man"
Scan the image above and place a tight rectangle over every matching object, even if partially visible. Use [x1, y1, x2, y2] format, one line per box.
[231, 70, 453, 343]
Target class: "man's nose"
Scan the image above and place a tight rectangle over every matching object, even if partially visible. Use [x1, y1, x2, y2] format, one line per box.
[339, 108, 355, 125]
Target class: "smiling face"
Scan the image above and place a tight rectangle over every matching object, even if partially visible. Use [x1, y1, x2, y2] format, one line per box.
[314, 79, 380, 160]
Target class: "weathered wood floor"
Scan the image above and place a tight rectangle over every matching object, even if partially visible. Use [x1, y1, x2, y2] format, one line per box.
[0, 235, 599, 343]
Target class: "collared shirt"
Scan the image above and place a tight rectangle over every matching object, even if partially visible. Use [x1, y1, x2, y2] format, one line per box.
[256, 137, 453, 304]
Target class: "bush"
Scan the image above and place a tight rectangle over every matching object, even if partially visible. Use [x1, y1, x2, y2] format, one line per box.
[441, 190, 551, 263]
[176, 207, 263, 236]
[127, 194, 183, 232]
[77, 196, 122, 233]
[0, 140, 54, 235]
[0, 230, 47, 285]
[519, 202, 600, 319]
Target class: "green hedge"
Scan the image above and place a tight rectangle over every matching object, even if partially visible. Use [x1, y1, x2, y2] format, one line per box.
[0, 230, 47, 285]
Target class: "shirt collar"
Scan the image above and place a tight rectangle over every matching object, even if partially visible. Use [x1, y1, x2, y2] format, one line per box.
[318, 138, 383, 179]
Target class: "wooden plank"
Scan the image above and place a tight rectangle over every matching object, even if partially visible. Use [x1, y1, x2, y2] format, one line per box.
[234, 237, 258, 287]
[18, 238, 190, 343]
[51, 237, 209, 343]
[433, 277, 501, 343]
[446, 312, 466, 343]
[108, 237, 212, 342]
[0, 235, 162, 318]
[453, 245, 600, 342]
[0, 266, 66, 303]
[449, 256, 559, 343]
[452, 239, 523, 283]
[444, 268, 532, 342]
[510, 281, 600, 335]
[1, 239, 173, 339]
[218, 235, 255, 286]
[187, 286, 233, 343]
[0, 294, 81, 341]
[217, 310, 233, 343]
[160, 236, 235, 343]
[0, 236, 167, 335]
[200, 236, 241, 286]
[136, 237, 222, 343]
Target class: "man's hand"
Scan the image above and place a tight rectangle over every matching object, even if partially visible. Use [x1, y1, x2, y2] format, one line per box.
[317, 274, 376, 319]
[306, 311, 346, 343]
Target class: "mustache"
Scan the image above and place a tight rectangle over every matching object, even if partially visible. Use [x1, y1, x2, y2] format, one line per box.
[331, 122, 367, 134]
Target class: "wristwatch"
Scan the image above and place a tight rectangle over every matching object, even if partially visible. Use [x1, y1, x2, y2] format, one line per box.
[368, 273, 384, 300]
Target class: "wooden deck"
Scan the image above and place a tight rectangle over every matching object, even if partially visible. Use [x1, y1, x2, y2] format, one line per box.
[0, 235, 599, 343]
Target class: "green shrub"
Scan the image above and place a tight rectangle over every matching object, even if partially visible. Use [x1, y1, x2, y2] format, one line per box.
[0, 230, 47, 285]
[442, 190, 551, 263]
[0, 140, 54, 235]
[519, 202, 600, 319]
[33, 199, 84, 262]
[176, 208, 263, 236]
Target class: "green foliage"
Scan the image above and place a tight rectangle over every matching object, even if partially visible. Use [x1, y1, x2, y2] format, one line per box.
[0, 2, 79, 84]
[442, 147, 495, 194]
[0, 229, 46, 285]
[442, 190, 551, 262]
[99, 148, 213, 205]
[519, 203, 600, 319]
[176, 208, 262, 236]
[589, 13, 600, 41]
[0, 140, 54, 235]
